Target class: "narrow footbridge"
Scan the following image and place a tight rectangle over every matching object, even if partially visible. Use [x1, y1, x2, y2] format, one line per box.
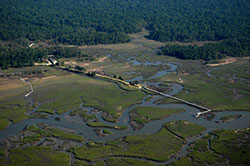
[56, 66, 211, 117]
[142, 85, 212, 118]
[20, 78, 33, 97]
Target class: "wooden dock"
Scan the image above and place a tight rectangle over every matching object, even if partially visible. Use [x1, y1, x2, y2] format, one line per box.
[20, 78, 33, 97]
[143, 85, 212, 117]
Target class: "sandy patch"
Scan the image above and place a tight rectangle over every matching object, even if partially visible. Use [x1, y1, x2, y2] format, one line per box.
[207, 57, 250, 67]
[96, 57, 108, 63]
[41, 76, 56, 80]
[207, 58, 237, 66]
[65, 56, 109, 68]
[87, 67, 105, 74]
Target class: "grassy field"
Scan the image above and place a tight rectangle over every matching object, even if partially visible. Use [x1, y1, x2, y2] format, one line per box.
[1, 29, 249, 166]
[210, 130, 250, 165]
[36, 108, 55, 114]
[102, 158, 155, 166]
[74, 30, 250, 113]
[0, 67, 71, 130]
[129, 106, 184, 124]
[73, 120, 205, 162]
[70, 108, 97, 122]
[165, 120, 206, 138]
[31, 74, 145, 122]
[169, 158, 192, 166]
[46, 127, 84, 142]
[170, 128, 250, 166]
[73, 127, 183, 162]
[22, 125, 50, 143]
[0, 146, 70, 166]
[24, 124, 84, 143]
[60, 29, 168, 81]
[154, 59, 250, 111]
[0, 107, 30, 130]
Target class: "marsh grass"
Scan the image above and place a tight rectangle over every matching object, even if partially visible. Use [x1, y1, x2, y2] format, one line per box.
[73, 121, 205, 162]
[130, 106, 184, 124]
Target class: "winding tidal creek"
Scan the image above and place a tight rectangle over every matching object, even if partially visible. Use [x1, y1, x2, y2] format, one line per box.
[1, 60, 250, 164]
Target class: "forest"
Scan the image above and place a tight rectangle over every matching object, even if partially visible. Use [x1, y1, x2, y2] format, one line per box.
[0, 0, 249, 66]
[159, 37, 250, 60]
[0, 46, 88, 69]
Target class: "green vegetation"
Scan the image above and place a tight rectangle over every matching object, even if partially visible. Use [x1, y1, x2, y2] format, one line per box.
[72, 160, 89, 166]
[169, 158, 191, 166]
[103, 129, 112, 135]
[104, 158, 155, 166]
[36, 108, 55, 114]
[0, 148, 5, 156]
[210, 140, 250, 165]
[175, 128, 250, 166]
[154, 59, 250, 111]
[47, 127, 84, 142]
[0, 119, 9, 130]
[1, 0, 248, 44]
[26, 124, 84, 143]
[23, 134, 44, 143]
[0, 99, 34, 132]
[0, 148, 5, 165]
[27, 124, 47, 134]
[2, 146, 70, 166]
[188, 151, 217, 165]
[97, 60, 168, 81]
[160, 38, 249, 60]
[0, 46, 88, 69]
[2, 65, 69, 77]
[165, 120, 206, 138]
[1, 0, 249, 68]
[210, 129, 243, 142]
[33, 74, 145, 121]
[74, 128, 182, 162]
[130, 106, 184, 124]
[73, 121, 205, 162]
[0, 108, 30, 130]
[211, 60, 250, 79]
[190, 140, 208, 151]
[86, 122, 127, 130]
[70, 109, 97, 121]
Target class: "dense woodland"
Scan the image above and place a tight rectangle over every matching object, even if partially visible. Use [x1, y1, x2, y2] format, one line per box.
[0, 46, 88, 69]
[0, 0, 249, 67]
[159, 38, 250, 60]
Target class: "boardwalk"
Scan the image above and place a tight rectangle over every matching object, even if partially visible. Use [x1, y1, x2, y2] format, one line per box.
[57, 66, 211, 117]
[143, 86, 211, 117]
[20, 78, 33, 97]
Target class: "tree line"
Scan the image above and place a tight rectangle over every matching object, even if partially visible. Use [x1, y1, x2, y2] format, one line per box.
[0, 0, 249, 45]
[0, 0, 249, 66]
[0, 46, 89, 69]
[159, 37, 250, 61]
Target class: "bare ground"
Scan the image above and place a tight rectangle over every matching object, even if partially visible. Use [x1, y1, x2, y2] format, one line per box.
[207, 57, 250, 67]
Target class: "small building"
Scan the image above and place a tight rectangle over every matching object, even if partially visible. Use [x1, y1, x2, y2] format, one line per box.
[48, 58, 58, 65]
[28, 42, 35, 48]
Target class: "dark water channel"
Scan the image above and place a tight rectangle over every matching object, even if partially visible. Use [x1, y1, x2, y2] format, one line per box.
[1, 58, 250, 164]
